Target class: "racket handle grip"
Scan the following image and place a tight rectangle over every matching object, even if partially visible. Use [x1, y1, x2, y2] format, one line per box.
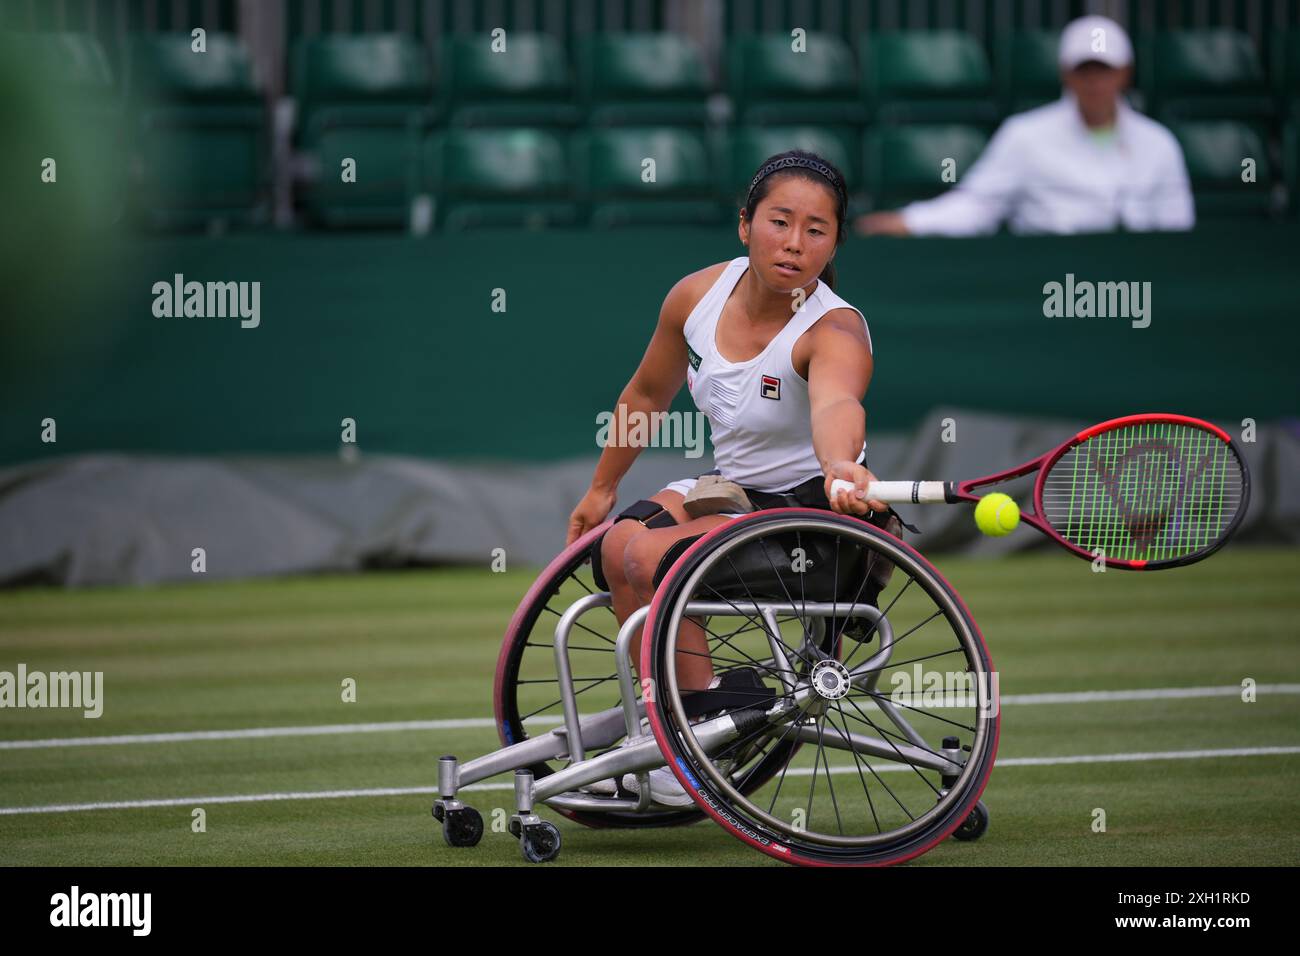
[830, 479, 949, 504]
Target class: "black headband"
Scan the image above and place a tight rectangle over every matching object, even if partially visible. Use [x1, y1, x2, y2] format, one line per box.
[746, 155, 843, 206]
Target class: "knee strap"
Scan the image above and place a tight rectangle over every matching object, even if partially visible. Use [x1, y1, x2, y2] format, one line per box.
[590, 500, 678, 591]
[616, 499, 678, 528]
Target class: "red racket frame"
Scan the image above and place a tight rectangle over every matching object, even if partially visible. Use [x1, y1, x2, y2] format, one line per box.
[947, 413, 1250, 570]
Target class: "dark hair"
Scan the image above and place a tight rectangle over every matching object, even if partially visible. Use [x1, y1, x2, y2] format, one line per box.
[742, 149, 848, 291]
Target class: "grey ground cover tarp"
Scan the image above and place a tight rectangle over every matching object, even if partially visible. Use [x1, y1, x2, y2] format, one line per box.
[1, 407, 1294, 587]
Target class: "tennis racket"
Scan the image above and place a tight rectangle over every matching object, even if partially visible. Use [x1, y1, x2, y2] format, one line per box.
[830, 412, 1250, 570]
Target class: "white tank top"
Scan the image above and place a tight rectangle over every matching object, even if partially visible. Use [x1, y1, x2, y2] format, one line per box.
[683, 256, 873, 493]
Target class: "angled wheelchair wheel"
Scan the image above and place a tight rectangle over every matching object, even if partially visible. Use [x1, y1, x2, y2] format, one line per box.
[492, 522, 698, 829]
[493, 521, 806, 829]
[641, 508, 1000, 866]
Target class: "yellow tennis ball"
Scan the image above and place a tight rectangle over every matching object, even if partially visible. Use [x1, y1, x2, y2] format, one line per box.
[974, 493, 1020, 537]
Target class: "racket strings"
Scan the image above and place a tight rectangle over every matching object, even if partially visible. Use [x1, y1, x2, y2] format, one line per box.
[1041, 421, 1245, 562]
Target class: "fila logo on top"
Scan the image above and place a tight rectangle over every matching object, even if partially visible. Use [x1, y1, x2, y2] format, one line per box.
[760, 375, 781, 400]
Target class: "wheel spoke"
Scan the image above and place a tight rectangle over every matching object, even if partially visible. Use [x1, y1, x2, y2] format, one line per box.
[839, 693, 943, 801]
[525, 642, 621, 654]
[832, 700, 966, 762]
[840, 573, 912, 671]
[849, 687, 979, 735]
[823, 705, 884, 834]
[704, 570, 804, 661]
[810, 712, 844, 836]
[517, 672, 620, 723]
[541, 601, 619, 647]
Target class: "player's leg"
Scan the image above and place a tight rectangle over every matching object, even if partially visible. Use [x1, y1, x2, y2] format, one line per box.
[598, 487, 692, 632]
[594, 485, 752, 806]
[621, 513, 734, 692]
[598, 483, 732, 691]
[610, 511, 741, 807]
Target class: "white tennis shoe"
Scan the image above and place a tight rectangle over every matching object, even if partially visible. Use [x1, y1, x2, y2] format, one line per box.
[580, 674, 723, 802]
[579, 717, 652, 797]
[621, 765, 695, 808]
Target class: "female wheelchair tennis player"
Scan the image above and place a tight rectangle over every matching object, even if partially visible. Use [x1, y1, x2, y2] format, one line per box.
[431, 150, 996, 865]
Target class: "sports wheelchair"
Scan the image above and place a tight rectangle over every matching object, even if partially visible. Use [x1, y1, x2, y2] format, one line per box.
[432, 506, 998, 866]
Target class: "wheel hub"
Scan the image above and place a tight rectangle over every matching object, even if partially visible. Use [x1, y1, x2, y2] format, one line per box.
[810, 660, 851, 700]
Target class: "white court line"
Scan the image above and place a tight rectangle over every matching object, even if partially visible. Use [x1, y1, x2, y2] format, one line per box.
[0, 718, 499, 751]
[2, 683, 1296, 752]
[2, 746, 1298, 816]
[1002, 685, 1299, 705]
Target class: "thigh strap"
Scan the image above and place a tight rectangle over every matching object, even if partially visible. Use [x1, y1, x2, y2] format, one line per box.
[590, 499, 679, 591]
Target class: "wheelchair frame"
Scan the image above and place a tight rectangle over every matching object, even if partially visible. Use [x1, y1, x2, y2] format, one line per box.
[432, 508, 997, 865]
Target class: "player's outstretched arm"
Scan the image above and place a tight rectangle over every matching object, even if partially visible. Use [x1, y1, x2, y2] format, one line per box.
[808, 309, 887, 514]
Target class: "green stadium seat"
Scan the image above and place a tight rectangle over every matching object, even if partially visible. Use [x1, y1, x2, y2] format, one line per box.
[299, 125, 425, 229]
[726, 33, 866, 126]
[1004, 30, 1061, 114]
[127, 32, 258, 101]
[720, 126, 859, 217]
[863, 125, 990, 210]
[861, 31, 998, 126]
[1150, 30, 1273, 124]
[292, 35, 433, 229]
[439, 33, 580, 127]
[125, 33, 266, 230]
[575, 33, 710, 126]
[574, 127, 718, 227]
[294, 34, 433, 128]
[1167, 120, 1274, 219]
[422, 128, 579, 230]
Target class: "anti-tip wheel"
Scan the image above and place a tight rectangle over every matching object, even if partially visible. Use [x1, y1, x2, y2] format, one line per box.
[442, 806, 484, 847]
[520, 821, 562, 863]
[951, 801, 989, 842]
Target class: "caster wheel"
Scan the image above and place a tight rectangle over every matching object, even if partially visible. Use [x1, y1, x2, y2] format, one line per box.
[442, 806, 484, 847]
[520, 821, 561, 863]
[431, 801, 445, 823]
[951, 801, 989, 842]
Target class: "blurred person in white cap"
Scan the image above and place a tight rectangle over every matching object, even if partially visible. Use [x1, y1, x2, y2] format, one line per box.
[855, 14, 1195, 236]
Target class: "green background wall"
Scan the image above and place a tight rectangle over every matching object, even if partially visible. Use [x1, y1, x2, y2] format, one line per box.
[2, 224, 1294, 466]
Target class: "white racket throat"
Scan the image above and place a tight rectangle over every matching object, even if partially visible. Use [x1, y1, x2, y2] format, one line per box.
[830, 479, 948, 504]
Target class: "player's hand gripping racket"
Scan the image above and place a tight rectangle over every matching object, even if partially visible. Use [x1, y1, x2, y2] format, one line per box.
[831, 413, 1250, 570]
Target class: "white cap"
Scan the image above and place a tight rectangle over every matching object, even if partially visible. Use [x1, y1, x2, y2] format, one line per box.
[1058, 15, 1133, 71]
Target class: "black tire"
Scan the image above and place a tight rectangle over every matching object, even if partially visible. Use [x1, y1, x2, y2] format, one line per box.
[520, 822, 562, 863]
[442, 806, 484, 848]
[643, 509, 1000, 867]
[951, 801, 990, 842]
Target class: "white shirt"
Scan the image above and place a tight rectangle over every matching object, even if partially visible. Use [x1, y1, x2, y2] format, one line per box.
[900, 93, 1195, 236]
[682, 257, 871, 493]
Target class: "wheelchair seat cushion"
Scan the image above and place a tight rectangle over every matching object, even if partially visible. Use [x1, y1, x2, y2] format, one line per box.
[652, 525, 882, 607]
[652, 534, 704, 589]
